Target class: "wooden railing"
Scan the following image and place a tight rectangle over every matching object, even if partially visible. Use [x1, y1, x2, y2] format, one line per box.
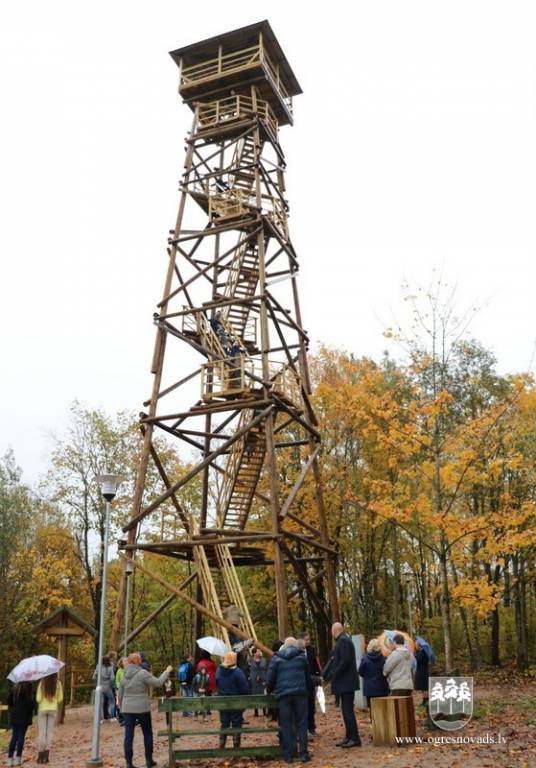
[216, 408, 253, 522]
[182, 44, 261, 83]
[197, 94, 278, 137]
[201, 357, 300, 403]
[209, 188, 250, 222]
[181, 43, 293, 117]
[69, 668, 95, 705]
[200, 187, 287, 238]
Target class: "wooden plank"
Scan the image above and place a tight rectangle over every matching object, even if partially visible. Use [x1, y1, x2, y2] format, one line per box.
[157, 727, 278, 737]
[172, 746, 282, 759]
[283, 528, 337, 555]
[118, 571, 196, 652]
[371, 696, 416, 746]
[44, 627, 85, 637]
[120, 556, 272, 656]
[159, 694, 275, 711]
[279, 445, 321, 519]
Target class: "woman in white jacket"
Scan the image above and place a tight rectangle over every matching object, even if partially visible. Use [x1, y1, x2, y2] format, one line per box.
[383, 634, 414, 696]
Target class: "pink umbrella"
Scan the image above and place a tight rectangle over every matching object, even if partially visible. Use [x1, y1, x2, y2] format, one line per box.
[7, 655, 64, 683]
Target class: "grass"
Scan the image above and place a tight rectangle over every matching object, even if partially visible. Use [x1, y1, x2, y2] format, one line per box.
[472, 695, 536, 725]
[510, 696, 536, 724]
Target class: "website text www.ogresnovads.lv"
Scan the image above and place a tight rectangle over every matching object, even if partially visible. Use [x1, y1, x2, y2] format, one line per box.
[395, 732, 507, 745]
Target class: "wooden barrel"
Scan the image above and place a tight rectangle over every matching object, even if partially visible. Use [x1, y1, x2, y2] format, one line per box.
[371, 695, 416, 746]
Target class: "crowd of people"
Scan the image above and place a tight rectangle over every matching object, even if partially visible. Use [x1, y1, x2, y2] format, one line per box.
[5, 626, 431, 767]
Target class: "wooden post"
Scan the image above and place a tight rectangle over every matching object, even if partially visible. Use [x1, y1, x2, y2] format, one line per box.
[371, 696, 416, 746]
[57, 612, 67, 724]
[252, 102, 288, 638]
[110, 108, 201, 652]
[69, 670, 76, 707]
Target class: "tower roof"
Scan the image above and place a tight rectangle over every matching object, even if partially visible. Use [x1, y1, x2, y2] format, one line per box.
[169, 20, 302, 98]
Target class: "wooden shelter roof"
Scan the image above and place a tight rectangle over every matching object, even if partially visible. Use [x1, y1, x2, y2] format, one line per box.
[32, 606, 97, 637]
[169, 20, 302, 98]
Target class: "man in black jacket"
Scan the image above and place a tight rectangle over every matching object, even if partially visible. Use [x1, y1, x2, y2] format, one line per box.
[266, 637, 312, 764]
[328, 623, 361, 748]
[299, 632, 322, 738]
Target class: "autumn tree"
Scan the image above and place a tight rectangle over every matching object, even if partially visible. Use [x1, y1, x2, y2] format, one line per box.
[42, 402, 183, 660]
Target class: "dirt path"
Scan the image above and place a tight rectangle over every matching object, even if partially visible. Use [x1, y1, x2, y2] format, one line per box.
[4, 682, 536, 768]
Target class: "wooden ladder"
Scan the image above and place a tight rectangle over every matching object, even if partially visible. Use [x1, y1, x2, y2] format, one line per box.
[217, 409, 266, 531]
[214, 543, 257, 641]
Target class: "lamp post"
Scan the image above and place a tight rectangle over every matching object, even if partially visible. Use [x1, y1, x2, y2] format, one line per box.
[87, 473, 123, 768]
[403, 565, 414, 633]
[123, 558, 134, 656]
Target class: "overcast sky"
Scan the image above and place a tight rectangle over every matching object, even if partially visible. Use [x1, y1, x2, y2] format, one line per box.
[2, 1, 535, 482]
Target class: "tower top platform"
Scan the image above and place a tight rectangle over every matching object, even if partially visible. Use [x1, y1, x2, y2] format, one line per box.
[169, 20, 302, 126]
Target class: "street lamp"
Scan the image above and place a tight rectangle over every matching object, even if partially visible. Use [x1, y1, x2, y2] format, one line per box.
[87, 473, 123, 768]
[123, 558, 135, 656]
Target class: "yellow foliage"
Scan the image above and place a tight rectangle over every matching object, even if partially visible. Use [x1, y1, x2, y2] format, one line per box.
[451, 577, 502, 619]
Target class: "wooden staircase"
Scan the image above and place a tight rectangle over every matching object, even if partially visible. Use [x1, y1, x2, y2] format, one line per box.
[191, 521, 230, 644]
[220, 240, 260, 343]
[228, 134, 257, 191]
[217, 408, 266, 531]
[215, 543, 257, 641]
[217, 133, 261, 343]
[184, 129, 265, 643]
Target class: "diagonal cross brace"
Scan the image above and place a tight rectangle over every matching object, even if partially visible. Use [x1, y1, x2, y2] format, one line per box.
[123, 405, 273, 533]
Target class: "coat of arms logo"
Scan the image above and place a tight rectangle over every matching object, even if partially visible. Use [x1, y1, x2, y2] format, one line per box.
[428, 676, 473, 731]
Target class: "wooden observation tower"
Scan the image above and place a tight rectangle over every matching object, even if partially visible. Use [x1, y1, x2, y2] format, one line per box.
[112, 20, 339, 652]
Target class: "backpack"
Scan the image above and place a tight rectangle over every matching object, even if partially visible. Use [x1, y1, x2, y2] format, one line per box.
[178, 662, 190, 683]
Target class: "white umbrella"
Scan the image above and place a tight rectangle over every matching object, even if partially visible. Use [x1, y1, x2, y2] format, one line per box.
[196, 636, 230, 657]
[7, 655, 64, 683]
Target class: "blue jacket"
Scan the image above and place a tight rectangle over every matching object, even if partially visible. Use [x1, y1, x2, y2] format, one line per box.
[216, 666, 249, 696]
[266, 646, 312, 700]
[358, 651, 389, 698]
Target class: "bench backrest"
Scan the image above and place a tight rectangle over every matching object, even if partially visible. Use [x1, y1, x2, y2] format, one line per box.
[159, 693, 275, 713]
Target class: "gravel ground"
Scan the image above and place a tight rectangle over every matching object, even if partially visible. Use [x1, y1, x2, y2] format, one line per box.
[3, 683, 536, 768]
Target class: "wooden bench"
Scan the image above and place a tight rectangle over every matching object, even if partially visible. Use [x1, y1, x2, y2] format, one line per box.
[158, 694, 284, 764]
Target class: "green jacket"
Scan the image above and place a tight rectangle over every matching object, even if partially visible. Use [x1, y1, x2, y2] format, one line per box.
[115, 667, 125, 688]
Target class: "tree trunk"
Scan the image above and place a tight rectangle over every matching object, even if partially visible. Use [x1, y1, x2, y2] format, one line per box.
[513, 553, 528, 670]
[484, 562, 500, 666]
[472, 613, 481, 671]
[439, 543, 454, 673]
[450, 560, 475, 669]
[503, 556, 510, 608]
[392, 524, 401, 627]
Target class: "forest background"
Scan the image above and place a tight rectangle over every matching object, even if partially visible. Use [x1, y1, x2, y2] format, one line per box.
[2, 284, 536, 697]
